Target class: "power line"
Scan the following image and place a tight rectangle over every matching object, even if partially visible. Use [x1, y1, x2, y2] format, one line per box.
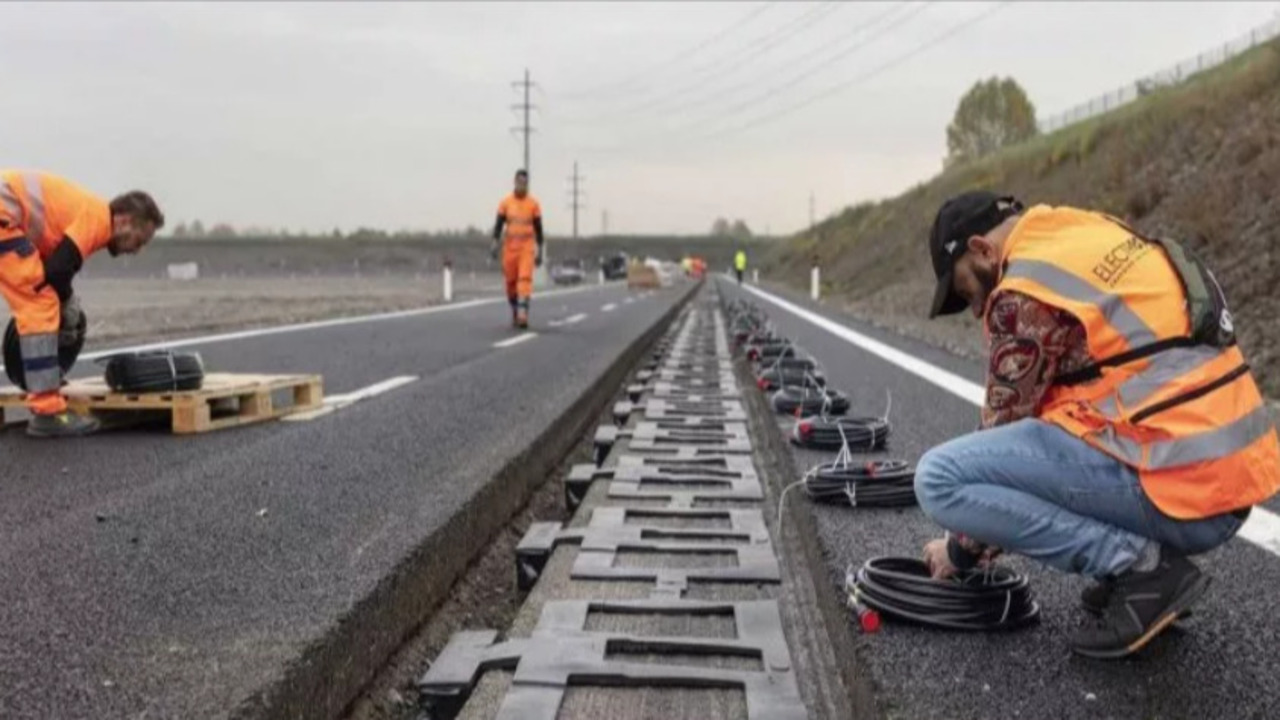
[566, 1, 1006, 158]
[691, 2, 933, 132]
[710, 2, 1009, 140]
[618, 1, 848, 119]
[564, 1, 844, 124]
[662, 2, 921, 123]
[558, 2, 778, 101]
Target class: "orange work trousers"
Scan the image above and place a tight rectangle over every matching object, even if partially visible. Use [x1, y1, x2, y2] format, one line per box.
[502, 238, 536, 305]
[0, 233, 66, 415]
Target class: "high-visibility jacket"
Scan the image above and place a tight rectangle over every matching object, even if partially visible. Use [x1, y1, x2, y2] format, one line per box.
[0, 171, 113, 259]
[991, 205, 1279, 519]
[734, 251, 747, 271]
[497, 193, 541, 244]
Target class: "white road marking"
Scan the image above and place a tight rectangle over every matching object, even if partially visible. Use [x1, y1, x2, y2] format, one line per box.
[740, 281, 1280, 560]
[0, 283, 610, 373]
[282, 375, 418, 422]
[324, 376, 418, 405]
[493, 333, 538, 349]
[624, 297, 636, 305]
[602, 303, 618, 312]
[548, 313, 588, 327]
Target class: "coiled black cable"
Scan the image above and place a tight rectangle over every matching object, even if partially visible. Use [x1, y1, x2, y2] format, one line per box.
[846, 557, 1040, 631]
[755, 342, 800, 363]
[757, 366, 826, 392]
[805, 459, 916, 506]
[770, 386, 850, 416]
[99, 351, 206, 393]
[770, 356, 821, 372]
[792, 415, 890, 451]
[743, 335, 786, 360]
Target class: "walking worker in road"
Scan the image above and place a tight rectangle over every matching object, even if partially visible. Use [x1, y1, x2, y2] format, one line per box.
[0, 170, 164, 438]
[914, 191, 1279, 659]
[491, 169, 544, 329]
[734, 248, 747, 285]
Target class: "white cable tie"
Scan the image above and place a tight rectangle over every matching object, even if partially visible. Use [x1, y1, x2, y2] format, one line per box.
[776, 474, 810, 533]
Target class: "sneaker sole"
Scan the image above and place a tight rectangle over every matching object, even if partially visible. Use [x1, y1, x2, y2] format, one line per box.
[1082, 604, 1193, 621]
[1073, 574, 1211, 660]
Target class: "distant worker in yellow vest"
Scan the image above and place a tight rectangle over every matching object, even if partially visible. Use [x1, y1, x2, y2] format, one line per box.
[491, 169, 543, 329]
[914, 191, 1278, 659]
[734, 249, 747, 285]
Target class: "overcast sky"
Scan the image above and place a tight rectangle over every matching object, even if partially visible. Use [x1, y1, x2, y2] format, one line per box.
[3, 1, 1278, 237]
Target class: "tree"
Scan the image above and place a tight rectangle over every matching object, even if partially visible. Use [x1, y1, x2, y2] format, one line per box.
[189, 220, 206, 237]
[945, 77, 1038, 165]
[208, 223, 238, 238]
[172, 222, 189, 238]
[729, 220, 752, 240]
[710, 218, 731, 237]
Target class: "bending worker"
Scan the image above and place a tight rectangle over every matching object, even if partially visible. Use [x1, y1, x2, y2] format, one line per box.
[0, 170, 164, 438]
[734, 248, 747, 285]
[915, 191, 1278, 659]
[491, 169, 543, 329]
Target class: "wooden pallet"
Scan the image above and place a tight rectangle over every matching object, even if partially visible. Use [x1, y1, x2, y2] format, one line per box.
[0, 373, 324, 435]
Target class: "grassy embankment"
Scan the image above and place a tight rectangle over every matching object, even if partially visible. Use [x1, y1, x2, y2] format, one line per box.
[767, 38, 1280, 398]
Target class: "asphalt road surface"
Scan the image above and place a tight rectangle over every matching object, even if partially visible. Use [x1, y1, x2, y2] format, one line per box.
[0, 281, 683, 720]
[717, 277, 1280, 720]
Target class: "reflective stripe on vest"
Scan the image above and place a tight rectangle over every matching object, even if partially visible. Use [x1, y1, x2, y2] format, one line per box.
[1094, 344, 1222, 421]
[1, 173, 47, 242]
[505, 220, 534, 242]
[1091, 404, 1274, 470]
[18, 332, 60, 392]
[0, 181, 22, 220]
[1004, 259, 1158, 350]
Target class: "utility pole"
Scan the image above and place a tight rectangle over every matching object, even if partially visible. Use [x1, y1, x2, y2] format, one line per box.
[511, 69, 536, 175]
[809, 191, 816, 231]
[567, 161, 586, 239]
[602, 210, 609, 237]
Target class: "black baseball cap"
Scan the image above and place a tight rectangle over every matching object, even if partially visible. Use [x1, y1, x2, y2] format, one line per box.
[927, 191, 1024, 318]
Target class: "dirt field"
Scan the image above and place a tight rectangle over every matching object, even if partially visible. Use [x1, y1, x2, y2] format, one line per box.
[0, 273, 505, 352]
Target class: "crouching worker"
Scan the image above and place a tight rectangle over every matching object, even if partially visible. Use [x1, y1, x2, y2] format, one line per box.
[0, 170, 164, 438]
[914, 191, 1279, 659]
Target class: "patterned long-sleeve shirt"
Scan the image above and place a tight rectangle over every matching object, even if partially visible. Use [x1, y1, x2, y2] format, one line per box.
[948, 290, 1093, 569]
[982, 290, 1092, 428]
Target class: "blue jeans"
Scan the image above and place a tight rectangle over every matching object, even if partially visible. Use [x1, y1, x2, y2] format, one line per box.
[915, 419, 1245, 578]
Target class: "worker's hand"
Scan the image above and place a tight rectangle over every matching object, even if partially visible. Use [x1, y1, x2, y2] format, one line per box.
[59, 295, 85, 346]
[535, 246, 544, 268]
[489, 239, 500, 262]
[922, 537, 958, 580]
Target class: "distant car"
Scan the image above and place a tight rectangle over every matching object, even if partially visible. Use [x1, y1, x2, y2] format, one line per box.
[550, 258, 586, 285]
[601, 253, 628, 280]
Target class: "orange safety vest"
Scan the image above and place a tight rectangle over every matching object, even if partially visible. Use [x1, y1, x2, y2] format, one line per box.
[498, 193, 540, 244]
[990, 205, 1279, 519]
[0, 170, 113, 259]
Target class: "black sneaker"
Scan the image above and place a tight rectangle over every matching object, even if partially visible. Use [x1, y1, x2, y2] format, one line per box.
[1070, 552, 1209, 659]
[1081, 577, 1193, 619]
[27, 411, 100, 438]
[1080, 579, 1114, 616]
